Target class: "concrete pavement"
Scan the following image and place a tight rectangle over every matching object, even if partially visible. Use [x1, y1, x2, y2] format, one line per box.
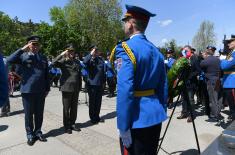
[0, 87, 232, 155]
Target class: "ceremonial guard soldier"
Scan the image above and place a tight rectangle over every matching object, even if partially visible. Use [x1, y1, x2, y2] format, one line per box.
[164, 48, 176, 71]
[220, 35, 235, 121]
[7, 36, 50, 146]
[110, 5, 167, 155]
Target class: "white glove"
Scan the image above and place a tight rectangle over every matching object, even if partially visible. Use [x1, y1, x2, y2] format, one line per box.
[119, 129, 132, 148]
[164, 60, 168, 64]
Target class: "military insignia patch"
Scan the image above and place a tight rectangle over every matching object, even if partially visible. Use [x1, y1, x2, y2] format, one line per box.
[116, 58, 122, 72]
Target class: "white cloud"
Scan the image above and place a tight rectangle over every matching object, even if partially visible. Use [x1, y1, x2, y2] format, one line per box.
[158, 19, 173, 27]
[161, 38, 168, 43]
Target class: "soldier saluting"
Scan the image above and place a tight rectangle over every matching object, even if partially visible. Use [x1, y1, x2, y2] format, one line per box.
[7, 36, 50, 146]
[52, 44, 82, 134]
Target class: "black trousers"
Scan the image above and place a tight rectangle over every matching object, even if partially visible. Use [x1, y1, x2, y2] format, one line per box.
[223, 88, 235, 119]
[181, 88, 195, 117]
[62, 91, 79, 129]
[107, 77, 116, 95]
[22, 93, 45, 139]
[88, 85, 103, 122]
[120, 123, 162, 155]
[1, 98, 10, 114]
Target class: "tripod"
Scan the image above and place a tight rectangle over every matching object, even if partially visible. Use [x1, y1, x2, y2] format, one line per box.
[157, 70, 201, 155]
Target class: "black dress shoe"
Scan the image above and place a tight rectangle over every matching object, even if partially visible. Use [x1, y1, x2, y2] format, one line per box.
[177, 114, 188, 119]
[27, 138, 35, 146]
[98, 118, 105, 123]
[71, 125, 81, 132]
[65, 129, 72, 134]
[36, 135, 47, 142]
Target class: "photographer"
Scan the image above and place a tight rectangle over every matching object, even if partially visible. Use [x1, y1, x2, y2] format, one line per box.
[83, 45, 105, 124]
[52, 44, 82, 134]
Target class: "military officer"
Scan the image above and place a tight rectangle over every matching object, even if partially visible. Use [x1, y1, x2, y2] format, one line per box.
[220, 35, 235, 121]
[52, 44, 82, 134]
[7, 36, 50, 146]
[110, 5, 168, 155]
[83, 45, 105, 124]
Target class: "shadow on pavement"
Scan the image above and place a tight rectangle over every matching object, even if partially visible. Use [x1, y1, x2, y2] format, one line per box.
[169, 148, 199, 155]
[44, 127, 65, 138]
[101, 111, 116, 120]
[9, 109, 24, 116]
[0, 125, 8, 132]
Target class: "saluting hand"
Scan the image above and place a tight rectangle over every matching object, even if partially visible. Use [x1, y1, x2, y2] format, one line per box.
[60, 50, 68, 56]
[21, 42, 31, 52]
[90, 48, 96, 56]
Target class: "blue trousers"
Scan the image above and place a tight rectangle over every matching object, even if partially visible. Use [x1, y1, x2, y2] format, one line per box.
[22, 93, 45, 139]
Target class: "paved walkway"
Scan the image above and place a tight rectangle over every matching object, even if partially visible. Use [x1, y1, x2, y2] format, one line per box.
[0, 87, 232, 155]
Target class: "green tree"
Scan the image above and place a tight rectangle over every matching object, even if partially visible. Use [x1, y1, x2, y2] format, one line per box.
[160, 39, 182, 58]
[192, 20, 216, 52]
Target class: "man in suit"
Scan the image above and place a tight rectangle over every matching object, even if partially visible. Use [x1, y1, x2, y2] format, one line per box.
[110, 5, 168, 155]
[83, 45, 105, 124]
[7, 36, 50, 146]
[0, 51, 8, 107]
[52, 44, 82, 134]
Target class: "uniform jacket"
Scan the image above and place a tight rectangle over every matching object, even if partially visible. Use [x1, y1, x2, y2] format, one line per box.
[52, 55, 82, 92]
[7, 49, 50, 93]
[220, 50, 235, 88]
[200, 55, 221, 81]
[165, 57, 175, 70]
[114, 34, 168, 132]
[105, 60, 115, 78]
[83, 54, 105, 86]
[0, 54, 8, 107]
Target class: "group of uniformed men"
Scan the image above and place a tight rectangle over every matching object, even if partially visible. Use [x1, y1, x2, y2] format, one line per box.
[0, 4, 235, 155]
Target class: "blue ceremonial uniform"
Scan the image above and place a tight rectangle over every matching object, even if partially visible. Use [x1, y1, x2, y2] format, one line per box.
[0, 54, 8, 107]
[115, 34, 168, 132]
[220, 50, 235, 119]
[105, 60, 115, 78]
[7, 48, 50, 139]
[165, 57, 175, 70]
[220, 51, 235, 88]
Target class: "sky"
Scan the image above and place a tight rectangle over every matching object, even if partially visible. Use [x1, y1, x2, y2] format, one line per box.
[1, 0, 235, 49]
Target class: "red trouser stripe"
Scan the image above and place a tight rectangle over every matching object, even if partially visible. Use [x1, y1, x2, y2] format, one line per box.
[232, 89, 235, 103]
[124, 147, 128, 155]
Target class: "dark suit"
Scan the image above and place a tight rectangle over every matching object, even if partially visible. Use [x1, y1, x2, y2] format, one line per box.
[83, 54, 105, 123]
[7, 49, 50, 139]
[52, 55, 81, 129]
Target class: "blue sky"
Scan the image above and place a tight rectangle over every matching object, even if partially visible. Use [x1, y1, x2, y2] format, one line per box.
[1, 0, 235, 49]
